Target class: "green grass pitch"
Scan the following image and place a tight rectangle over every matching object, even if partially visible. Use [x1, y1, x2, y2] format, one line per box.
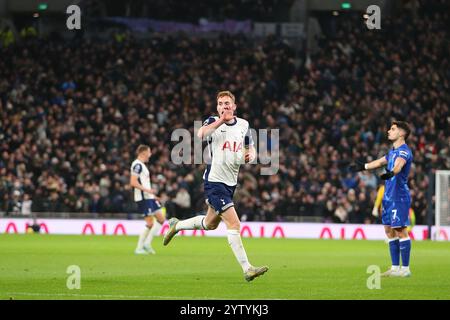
[1, 234, 449, 300]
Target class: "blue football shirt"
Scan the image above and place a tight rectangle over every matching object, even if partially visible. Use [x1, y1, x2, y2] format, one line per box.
[383, 143, 413, 203]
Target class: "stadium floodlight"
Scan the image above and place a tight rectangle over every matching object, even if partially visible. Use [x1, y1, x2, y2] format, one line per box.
[341, 2, 352, 9]
[38, 3, 48, 11]
[435, 170, 450, 240]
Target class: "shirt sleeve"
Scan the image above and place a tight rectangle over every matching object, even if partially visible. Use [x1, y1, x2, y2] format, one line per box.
[202, 116, 216, 127]
[131, 163, 142, 176]
[398, 148, 411, 161]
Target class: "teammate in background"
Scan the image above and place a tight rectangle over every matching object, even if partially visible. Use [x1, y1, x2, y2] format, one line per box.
[349, 121, 413, 277]
[407, 208, 416, 234]
[163, 91, 268, 282]
[372, 185, 416, 234]
[130, 145, 165, 255]
[372, 185, 385, 218]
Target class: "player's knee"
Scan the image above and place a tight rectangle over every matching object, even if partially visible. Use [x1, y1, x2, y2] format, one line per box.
[396, 228, 409, 239]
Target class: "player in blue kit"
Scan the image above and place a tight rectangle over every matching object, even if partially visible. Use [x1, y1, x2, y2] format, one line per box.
[349, 121, 413, 277]
[163, 91, 268, 282]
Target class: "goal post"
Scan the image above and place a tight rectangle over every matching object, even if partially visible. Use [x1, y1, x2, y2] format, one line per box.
[435, 170, 450, 241]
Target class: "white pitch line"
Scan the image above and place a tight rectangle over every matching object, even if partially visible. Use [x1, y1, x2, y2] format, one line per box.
[4, 292, 227, 300]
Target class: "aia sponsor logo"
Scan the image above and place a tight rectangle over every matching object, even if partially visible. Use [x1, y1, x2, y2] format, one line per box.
[222, 141, 243, 153]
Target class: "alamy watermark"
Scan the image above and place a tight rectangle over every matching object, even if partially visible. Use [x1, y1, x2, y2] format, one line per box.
[66, 5, 81, 30]
[366, 265, 381, 289]
[170, 122, 279, 176]
[66, 265, 81, 290]
[365, 5, 381, 30]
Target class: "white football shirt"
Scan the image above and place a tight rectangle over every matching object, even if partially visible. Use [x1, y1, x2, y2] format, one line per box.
[203, 116, 253, 186]
[130, 159, 154, 201]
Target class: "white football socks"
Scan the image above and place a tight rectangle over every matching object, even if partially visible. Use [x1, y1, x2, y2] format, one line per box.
[144, 221, 162, 247]
[137, 226, 151, 250]
[171, 218, 252, 272]
[175, 215, 207, 231]
[227, 229, 251, 272]
[401, 266, 410, 271]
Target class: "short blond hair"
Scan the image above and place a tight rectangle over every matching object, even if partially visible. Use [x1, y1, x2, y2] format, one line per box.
[216, 90, 235, 103]
[136, 144, 150, 156]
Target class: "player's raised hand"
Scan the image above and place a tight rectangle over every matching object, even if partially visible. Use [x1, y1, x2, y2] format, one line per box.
[220, 110, 234, 122]
[380, 170, 394, 180]
[348, 160, 366, 172]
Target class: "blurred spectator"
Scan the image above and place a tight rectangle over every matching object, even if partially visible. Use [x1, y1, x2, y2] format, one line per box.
[7, 190, 22, 213]
[89, 193, 103, 213]
[334, 200, 348, 223]
[171, 187, 192, 219]
[21, 193, 32, 215]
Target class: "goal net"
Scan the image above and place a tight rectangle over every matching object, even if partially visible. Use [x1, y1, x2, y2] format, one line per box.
[436, 170, 450, 240]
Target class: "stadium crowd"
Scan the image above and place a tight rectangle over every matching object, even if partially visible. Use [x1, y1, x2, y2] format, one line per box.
[0, 6, 448, 225]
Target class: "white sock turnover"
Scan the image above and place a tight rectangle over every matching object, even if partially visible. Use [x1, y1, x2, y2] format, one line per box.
[227, 229, 251, 272]
[144, 221, 162, 247]
[175, 215, 207, 231]
[137, 226, 151, 250]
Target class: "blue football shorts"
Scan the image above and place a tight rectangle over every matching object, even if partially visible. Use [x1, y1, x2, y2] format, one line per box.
[204, 181, 236, 214]
[381, 200, 410, 228]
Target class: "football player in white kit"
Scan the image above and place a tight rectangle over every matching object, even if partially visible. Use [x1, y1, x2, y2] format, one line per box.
[163, 91, 268, 281]
[130, 145, 165, 255]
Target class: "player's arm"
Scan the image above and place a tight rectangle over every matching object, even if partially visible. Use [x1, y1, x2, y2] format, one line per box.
[365, 156, 388, 170]
[197, 118, 223, 139]
[244, 145, 256, 163]
[372, 186, 384, 217]
[129, 175, 155, 195]
[348, 156, 387, 172]
[243, 128, 256, 163]
[197, 111, 234, 139]
[379, 157, 406, 180]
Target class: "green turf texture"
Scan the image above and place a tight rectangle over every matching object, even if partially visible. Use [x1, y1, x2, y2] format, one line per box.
[0, 234, 449, 300]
